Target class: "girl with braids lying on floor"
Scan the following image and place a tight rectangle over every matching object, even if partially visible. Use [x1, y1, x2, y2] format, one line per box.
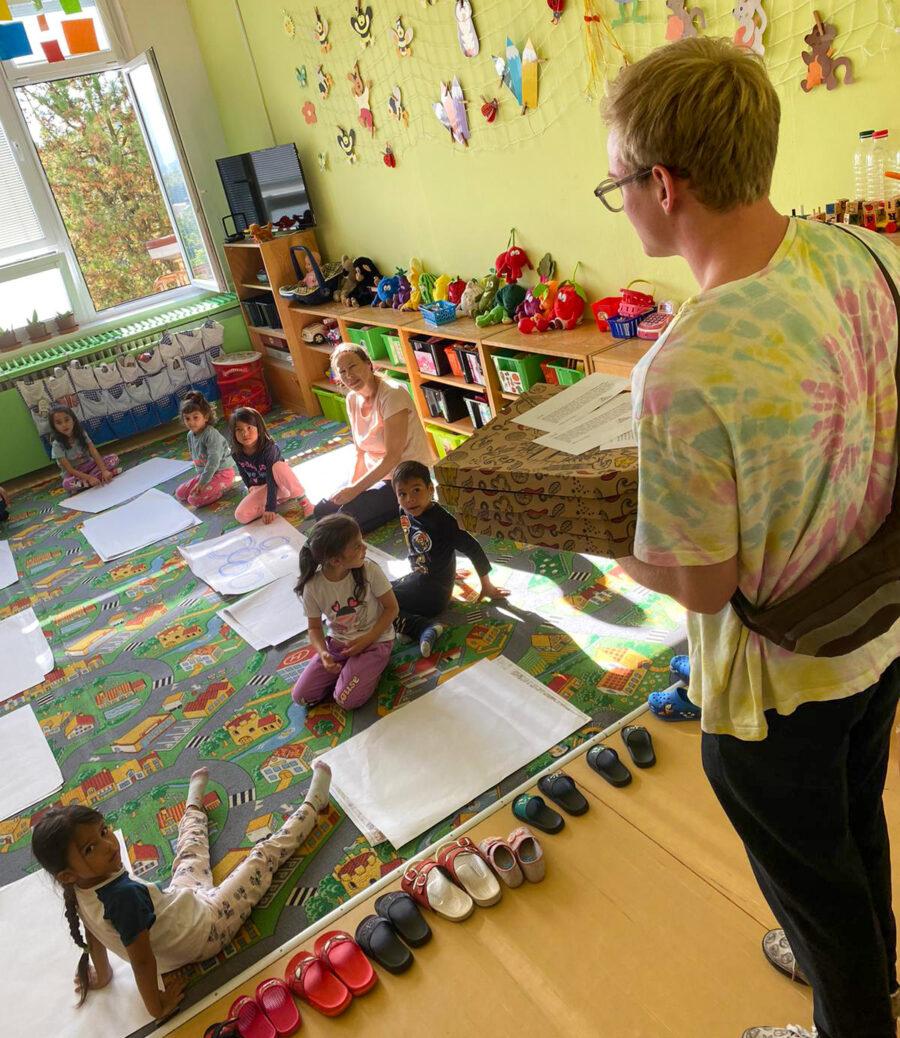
[31, 763, 332, 1022]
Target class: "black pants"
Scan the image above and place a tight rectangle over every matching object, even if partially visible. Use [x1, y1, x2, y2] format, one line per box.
[313, 480, 398, 534]
[702, 657, 900, 1038]
[392, 573, 451, 641]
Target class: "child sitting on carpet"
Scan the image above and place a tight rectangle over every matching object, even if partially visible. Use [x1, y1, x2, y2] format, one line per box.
[292, 513, 398, 711]
[48, 405, 121, 494]
[31, 762, 331, 1023]
[174, 392, 235, 508]
[392, 460, 507, 657]
[228, 406, 312, 525]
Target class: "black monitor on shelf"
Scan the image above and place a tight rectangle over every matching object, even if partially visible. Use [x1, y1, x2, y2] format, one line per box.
[216, 143, 316, 231]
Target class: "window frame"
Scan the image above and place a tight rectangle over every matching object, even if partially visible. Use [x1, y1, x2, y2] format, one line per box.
[0, 0, 223, 331]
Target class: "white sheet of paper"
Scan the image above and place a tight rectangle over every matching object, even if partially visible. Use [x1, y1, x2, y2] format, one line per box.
[535, 393, 635, 456]
[513, 373, 630, 432]
[292, 443, 357, 504]
[319, 656, 590, 848]
[58, 457, 193, 513]
[180, 516, 307, 595]
[80, 489, 200, 563]
[0, 705, 62, 820]
[364, 543, 411, 581]
[219, 574, 309, 651]
[0, 838, 154, 1037]
[0, 608, 54, 704]
[0, 540, 18, 590]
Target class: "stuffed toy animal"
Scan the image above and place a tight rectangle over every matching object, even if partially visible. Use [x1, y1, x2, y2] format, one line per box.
[548, 280, 586, 330]
[457, 278, 484, 317]
[471, 273, 501, 318]
[447, 277, 467, 305]
[249, 222, 273, 243]
[432, 274, 452, 302]
[517, 281, 559, 333]
[333, 254, 358, 305]
[476, 283, 527, 327]
[374, 274, 401, 307]
[418, 271, 438, 305]
[347, 256, 382, 307]
[402, 257, 424, 310]
[495, 244, 533, 284]
[393, 273, 411, 309]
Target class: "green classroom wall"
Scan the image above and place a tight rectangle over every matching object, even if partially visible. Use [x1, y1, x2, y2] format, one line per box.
[186, 0, 898, 303]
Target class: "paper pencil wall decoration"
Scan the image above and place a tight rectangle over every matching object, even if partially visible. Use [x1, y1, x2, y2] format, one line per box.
[434, 77, 470, 146]
[494, 39, 540, 110]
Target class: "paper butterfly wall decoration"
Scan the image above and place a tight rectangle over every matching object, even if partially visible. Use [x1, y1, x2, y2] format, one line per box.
[295, 66, 307, 88]
[493, 38, 540, 111]
[313, 6, 331, 52]
[350, 0, 374, 47]
[283, 10, 296, 37]
[433, 77, 470, 146]
[392, 16, 414, 56]
[455, 1, 479, 57]
[317, 65, 333, 100]
[388, 85, 410, 127]
[336, 126, 358, 164]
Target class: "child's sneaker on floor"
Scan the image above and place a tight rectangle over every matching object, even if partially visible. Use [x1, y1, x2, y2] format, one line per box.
[419, 624, 445, 658]
[669, 653, 690, 685]
[741, 1027, 816, 1038]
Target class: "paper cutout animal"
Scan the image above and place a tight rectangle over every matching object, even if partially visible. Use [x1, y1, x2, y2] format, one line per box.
[801, 14, 853, 91]
[665, 0, 706, 40]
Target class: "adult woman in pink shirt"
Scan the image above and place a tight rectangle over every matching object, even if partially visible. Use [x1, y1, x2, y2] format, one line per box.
[313, 343, 431, 532]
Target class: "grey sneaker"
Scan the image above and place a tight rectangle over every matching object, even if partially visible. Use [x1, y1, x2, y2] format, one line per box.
[762, 929, 809, 985]
[741, 1027, 816, 1038]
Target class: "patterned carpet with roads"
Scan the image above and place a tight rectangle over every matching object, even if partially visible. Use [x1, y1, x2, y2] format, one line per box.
[0, 408, 686, 1018]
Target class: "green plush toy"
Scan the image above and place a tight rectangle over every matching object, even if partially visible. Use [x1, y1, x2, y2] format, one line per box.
[471, 273, 501, 318]
[418, 271, 438, 305]
[475, 283, 527, 328]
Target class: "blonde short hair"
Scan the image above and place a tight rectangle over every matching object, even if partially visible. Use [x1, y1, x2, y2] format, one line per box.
[601, 37, 780, 212]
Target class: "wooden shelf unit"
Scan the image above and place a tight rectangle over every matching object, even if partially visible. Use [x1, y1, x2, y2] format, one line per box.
[223, 228, 326, 413]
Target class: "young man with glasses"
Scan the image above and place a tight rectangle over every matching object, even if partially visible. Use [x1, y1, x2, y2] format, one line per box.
[601, 37, 899, 1038]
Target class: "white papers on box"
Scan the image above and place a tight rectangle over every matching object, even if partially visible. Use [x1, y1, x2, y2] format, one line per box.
[0, 608, 54, 703]
[180, 516, 306, 595]
[535, 393, 635, 456]
[219, 575, 309, 651]
[0, 541, 17, 590]
[58, 457, 193, 513]
[0, 706, 62, 819]
[513, 373, 630, 433]
[80, 489, 200, 563]
[319, 657, 590, 848]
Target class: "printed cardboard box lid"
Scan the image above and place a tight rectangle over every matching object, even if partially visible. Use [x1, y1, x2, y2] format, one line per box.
[440, 484, 636, 525]
[434, 383, 638, 500]
[457, 505, 635, 559]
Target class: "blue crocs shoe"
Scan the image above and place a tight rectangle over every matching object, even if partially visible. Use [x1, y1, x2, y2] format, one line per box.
[648, 685, 701, 721]
[669, 654, 690, 686]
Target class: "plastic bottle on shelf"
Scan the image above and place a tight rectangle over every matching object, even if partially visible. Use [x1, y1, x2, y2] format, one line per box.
[867, 129, 888, 202]
[887, 143, 900, 201]
[854, 130, 874, 199]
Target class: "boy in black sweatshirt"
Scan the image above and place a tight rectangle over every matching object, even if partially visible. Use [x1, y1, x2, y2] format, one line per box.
[391, 460, 506, 657]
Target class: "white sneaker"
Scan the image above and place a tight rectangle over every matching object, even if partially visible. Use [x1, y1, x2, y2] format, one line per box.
[741, 1027, 816, 1038]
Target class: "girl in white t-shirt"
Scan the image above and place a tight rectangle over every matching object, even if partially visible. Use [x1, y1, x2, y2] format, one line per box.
[292, 514, 398, 710]
[31, 763, 331, 1022]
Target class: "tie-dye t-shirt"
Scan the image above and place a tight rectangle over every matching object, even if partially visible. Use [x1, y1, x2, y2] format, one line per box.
[631, 219, 899, 741]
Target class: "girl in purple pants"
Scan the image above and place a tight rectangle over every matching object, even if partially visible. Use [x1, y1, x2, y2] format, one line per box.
[293, 514, 398, 711]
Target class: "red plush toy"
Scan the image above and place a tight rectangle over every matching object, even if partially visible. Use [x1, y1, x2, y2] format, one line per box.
[447, 277, 467, 304]
[494, 229, 533, 285]
[549, 280, 586, 330]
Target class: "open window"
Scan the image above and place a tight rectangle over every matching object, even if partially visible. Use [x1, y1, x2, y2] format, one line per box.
[0, 3, 222, 333]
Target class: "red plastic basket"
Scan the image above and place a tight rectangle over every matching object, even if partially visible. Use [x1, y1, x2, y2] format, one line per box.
[212, 351, 271, 418]
[591, 296, 622, 332]
[619, 280, 655, 318]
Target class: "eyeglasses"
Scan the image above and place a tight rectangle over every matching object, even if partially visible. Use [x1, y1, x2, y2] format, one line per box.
[594, 169, 652, 212]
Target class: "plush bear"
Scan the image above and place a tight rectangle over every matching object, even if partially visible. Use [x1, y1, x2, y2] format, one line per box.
[457, 278, 484, 317]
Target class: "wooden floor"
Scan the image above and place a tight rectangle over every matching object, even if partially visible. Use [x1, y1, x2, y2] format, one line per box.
[163, 710, 900, 1038]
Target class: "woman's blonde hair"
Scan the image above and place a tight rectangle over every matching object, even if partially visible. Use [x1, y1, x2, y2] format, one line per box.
[601, 37, 780, 212]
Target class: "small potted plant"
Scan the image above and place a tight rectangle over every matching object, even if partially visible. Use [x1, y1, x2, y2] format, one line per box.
[25, 309, 51, 343]
[55, 310, 78, 334]
[0, 327, 18, 352]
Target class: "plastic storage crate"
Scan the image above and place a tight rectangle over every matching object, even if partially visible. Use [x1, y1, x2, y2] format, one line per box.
[454, 345, 485, 386]
[312, 386, 349, 424]
[428, 423, 470, 459]
[464, 394, 492, 428]
[491, 351, 545, 394]
[423, 384, 468, 422]
[412, 337, 451, 376]
[383, 334, 404, 366]
[347, 325, 389, 360]
[547, 362, 585, 385]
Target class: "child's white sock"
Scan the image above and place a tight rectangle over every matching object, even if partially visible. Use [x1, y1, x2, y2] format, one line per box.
[186, 767, 209, 810]
[302, 761, 332, 813]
